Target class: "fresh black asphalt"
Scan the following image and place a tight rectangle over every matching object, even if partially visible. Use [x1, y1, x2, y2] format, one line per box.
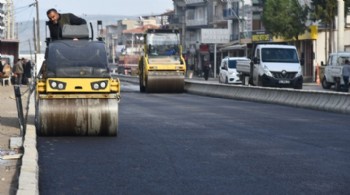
[37, 83, 350, 195]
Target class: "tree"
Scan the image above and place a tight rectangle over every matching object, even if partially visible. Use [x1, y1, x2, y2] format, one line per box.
[262, 0, 308, 40]
[311, 0, 350, 56]
[310, 0, 337, 55]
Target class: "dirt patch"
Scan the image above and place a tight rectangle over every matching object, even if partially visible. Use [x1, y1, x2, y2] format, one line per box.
[0, 85, 31, 195]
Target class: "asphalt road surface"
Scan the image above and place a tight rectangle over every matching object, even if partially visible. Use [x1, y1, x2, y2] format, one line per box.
[38, 82, 350, 195]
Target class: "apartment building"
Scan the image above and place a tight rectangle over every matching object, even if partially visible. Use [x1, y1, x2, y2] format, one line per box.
[171, 0, 258, 75]
[171, 0, 325, 81]
[105, 19, 140, 62]
[105, 13, 169, 63]
[0, 0, 6, 39]
[0, 0, 15, 40]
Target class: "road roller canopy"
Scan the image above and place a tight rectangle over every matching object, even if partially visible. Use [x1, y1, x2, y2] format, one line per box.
[46, 40, 109, 78]
[146, 30, 181, 58]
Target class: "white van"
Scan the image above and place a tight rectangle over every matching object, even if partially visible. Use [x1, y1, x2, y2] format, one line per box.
[250, 44, 303, 89]
[219, 57, 250, 84]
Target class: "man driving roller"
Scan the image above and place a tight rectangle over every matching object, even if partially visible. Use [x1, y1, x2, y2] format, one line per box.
[46, 8, 86, 40]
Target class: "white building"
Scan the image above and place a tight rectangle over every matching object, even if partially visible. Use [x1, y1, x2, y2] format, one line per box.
[0, 0, 15, 40]
[0, 0, 6, 39]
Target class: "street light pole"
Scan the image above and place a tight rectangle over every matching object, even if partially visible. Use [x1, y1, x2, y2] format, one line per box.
[35, 0, 40, 54]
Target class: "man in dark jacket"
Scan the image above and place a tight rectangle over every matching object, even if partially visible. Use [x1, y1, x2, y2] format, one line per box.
[46, 8, 86, 40]
[343, 59, 350, 92]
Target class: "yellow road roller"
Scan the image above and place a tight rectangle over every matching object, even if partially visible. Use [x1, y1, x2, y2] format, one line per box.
[35, 24, 120, 136]
[138, 29, 186, 93]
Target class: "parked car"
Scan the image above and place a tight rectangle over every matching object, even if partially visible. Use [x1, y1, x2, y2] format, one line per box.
[321, 52, 350, 91]
[219, 57, 250, 84]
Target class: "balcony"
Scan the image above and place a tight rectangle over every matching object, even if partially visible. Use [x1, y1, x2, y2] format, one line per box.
[213, 15, 226, 23]
[185, 0, 206, 6]
[240, 31, 252, 39]
[186, 18, 207, 27]
[230, 31, 253, 43]
[230, 34, 239, 42]
[223, 8, 240, 20]
[168, 15, 184, 25]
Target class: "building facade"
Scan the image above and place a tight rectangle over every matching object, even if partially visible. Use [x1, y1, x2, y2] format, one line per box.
[171, 0, 341, 82]
[0, 0, 15, 40]
[0, 0, 6, 39]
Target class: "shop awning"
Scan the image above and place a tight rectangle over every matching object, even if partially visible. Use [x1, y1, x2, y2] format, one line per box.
[220, 44, 246, 52]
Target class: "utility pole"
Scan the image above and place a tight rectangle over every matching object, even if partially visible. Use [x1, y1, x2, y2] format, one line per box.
[33, 18, 37, 63]
[28, 39, 33, 61]
[35, 0, 41, 53]
[337, 0, 344, 52]
[181, 6, 186, 52]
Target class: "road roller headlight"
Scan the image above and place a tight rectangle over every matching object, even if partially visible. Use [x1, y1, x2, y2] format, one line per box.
[91, 80, 108, 90]
[49, 80, 66, 90]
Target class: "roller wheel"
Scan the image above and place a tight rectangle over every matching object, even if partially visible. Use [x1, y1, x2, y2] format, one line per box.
[36, 98, 119, 136]
[35, 99, 42, 136]
[334, 79, 341, 91]
[321, 76, 331, 89]
[241, 75, 245, 85]
[257, 76, 263, 86]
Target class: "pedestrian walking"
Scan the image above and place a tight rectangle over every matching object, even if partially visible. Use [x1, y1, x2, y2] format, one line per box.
[343, 59, 350, 92]
[0, 61, 3, 75]
[13, 58, 24, 85]
[23, 60, 33, 85]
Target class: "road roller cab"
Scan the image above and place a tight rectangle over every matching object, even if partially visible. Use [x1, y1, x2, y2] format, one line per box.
[35, 23, 121, 136]
[139, 29, 186, 93]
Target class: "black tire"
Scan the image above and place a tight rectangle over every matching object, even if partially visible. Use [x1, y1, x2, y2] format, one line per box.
[249, 62, 254, 85]
[241, 75, 246, 85]
[257, 76, 263, 86]
[294, 82, 303, 89]
[321, 76, 331, 89]
[334, 79, 341, 91]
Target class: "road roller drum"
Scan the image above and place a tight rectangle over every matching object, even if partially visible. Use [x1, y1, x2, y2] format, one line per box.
[146, 76, 184, 93]
[36, 97, 119, 136]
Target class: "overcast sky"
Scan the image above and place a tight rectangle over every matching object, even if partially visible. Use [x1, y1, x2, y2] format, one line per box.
[13, 0, 174, 22]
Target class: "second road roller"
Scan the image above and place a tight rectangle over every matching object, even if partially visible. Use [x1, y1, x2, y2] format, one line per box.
[138, 29, 186, 93]
[35, 23, 120, 136]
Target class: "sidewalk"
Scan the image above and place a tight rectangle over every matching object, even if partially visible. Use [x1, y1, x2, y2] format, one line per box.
[0, 85, 32, 195]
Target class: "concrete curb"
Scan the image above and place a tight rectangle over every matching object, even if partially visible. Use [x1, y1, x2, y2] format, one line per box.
[17, 94, 39, 195]
[185, 81, 350, 114]
[117, 75, 350, 114]
[114, 74, 139, 84]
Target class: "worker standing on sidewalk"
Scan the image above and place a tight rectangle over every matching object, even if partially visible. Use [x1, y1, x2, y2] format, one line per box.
[13, 58, 24, 85]
[343, 59, 350, 92]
